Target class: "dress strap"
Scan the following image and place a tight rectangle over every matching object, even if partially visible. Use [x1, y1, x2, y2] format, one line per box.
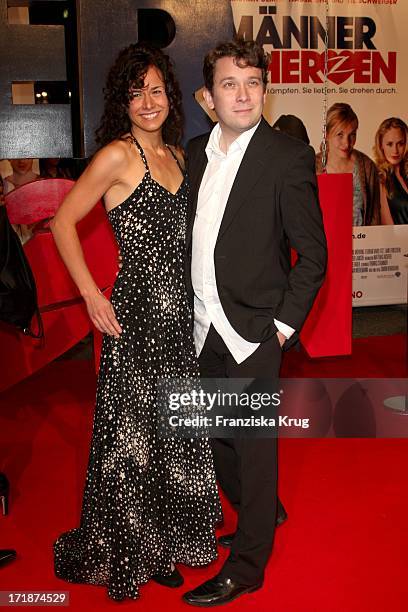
[129, 134, 150, 172]
[166, 145, 185, 175]
[129, 134, 185, 176]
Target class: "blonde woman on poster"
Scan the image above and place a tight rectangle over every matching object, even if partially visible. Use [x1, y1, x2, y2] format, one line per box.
[316, 103, 381, 226]
[374, 117, 408, 225]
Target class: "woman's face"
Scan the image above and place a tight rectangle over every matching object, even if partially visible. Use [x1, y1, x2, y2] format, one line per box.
[9, 159, 34, 175]
[381, 127, 406, 167]
[127, 65, 169, 135]
[327, 121, 358, 160]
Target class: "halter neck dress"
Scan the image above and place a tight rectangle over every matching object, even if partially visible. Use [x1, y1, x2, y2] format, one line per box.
[54, 137, 222, 600]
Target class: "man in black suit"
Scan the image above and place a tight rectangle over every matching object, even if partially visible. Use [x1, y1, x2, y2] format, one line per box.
[182, 39, 327, 607]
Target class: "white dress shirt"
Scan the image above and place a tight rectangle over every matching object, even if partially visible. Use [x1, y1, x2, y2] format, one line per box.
[191, 121, 294, 364]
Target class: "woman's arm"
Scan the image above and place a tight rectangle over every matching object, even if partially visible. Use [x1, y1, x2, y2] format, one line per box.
[379, 183, 394, 225]
[50, 143, 128, 337]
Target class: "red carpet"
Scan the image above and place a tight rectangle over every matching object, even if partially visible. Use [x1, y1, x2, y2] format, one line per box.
[0, 335, 407, 611]
[281, 333, 407, 378]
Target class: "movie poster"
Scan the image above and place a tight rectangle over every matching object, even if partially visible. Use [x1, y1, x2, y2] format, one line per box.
[231, 0, 408, 305]
[352, 225, 407, 306]
[230, 0, 406, 154]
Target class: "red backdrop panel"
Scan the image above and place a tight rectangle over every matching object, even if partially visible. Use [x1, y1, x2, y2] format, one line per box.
[300, 173, 353, 358]
[0, 181, 118, 392]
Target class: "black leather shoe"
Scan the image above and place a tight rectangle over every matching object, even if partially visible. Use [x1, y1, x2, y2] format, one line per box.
[151, 566, 183, 587]
[0, 549, 16, 568]
[183, 574, 262, 607]
[218, 507, 288, 548]
[217, 533, 235, 548]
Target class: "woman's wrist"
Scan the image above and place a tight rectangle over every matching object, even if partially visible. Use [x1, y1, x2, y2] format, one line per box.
[81, 286, 101, 301]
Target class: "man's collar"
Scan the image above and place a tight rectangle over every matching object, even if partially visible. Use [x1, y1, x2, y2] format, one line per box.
[205, 119, 262, 160]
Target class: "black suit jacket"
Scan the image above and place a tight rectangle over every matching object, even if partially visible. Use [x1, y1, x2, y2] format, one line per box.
[185, 117, 327, 350]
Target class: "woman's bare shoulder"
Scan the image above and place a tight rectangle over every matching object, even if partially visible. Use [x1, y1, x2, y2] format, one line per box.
[90, 137, 144, 174]
[94, 138, 131, 164]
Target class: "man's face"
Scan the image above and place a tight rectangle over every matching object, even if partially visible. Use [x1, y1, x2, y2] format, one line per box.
[203, 56, 265, 141]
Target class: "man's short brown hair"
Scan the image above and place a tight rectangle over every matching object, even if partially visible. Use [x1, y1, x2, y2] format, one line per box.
[203, 39, 268, 93]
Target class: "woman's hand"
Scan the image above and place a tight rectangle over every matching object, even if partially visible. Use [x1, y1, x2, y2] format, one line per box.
[84, 290, 122, 337]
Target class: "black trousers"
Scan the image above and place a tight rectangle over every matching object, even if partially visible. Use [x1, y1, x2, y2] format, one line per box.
[198, 325, 282, 585]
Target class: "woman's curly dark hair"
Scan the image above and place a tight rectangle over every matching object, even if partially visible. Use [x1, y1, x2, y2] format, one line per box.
[95, 43, 184, 147]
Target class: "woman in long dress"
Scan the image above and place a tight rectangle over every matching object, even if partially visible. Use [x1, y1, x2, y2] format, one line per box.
[51, 43, 221, 601]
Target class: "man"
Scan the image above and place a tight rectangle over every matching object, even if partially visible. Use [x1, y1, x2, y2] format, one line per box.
[182, 39, 327, 607]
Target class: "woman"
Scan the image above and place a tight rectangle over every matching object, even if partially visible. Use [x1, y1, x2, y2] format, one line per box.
[0, 176, 4, 207]
[39, 158, 72, 179]
[4, 159, 39, 193]
[374, 117, 408, 225]
[52, 44, 221, 601]
[3, 159, 40, 243]
[316, 103, 381, 226]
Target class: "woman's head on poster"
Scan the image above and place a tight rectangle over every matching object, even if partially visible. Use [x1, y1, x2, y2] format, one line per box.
[374, 117, 408, 225]
[316, 102, 381, 225]
[374, 117, 407, 179]
[325, 102, 358, 164]
[272, 114, 310, 145]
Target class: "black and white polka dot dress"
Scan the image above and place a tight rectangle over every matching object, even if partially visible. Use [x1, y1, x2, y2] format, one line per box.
[54, 138, 222, 600]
